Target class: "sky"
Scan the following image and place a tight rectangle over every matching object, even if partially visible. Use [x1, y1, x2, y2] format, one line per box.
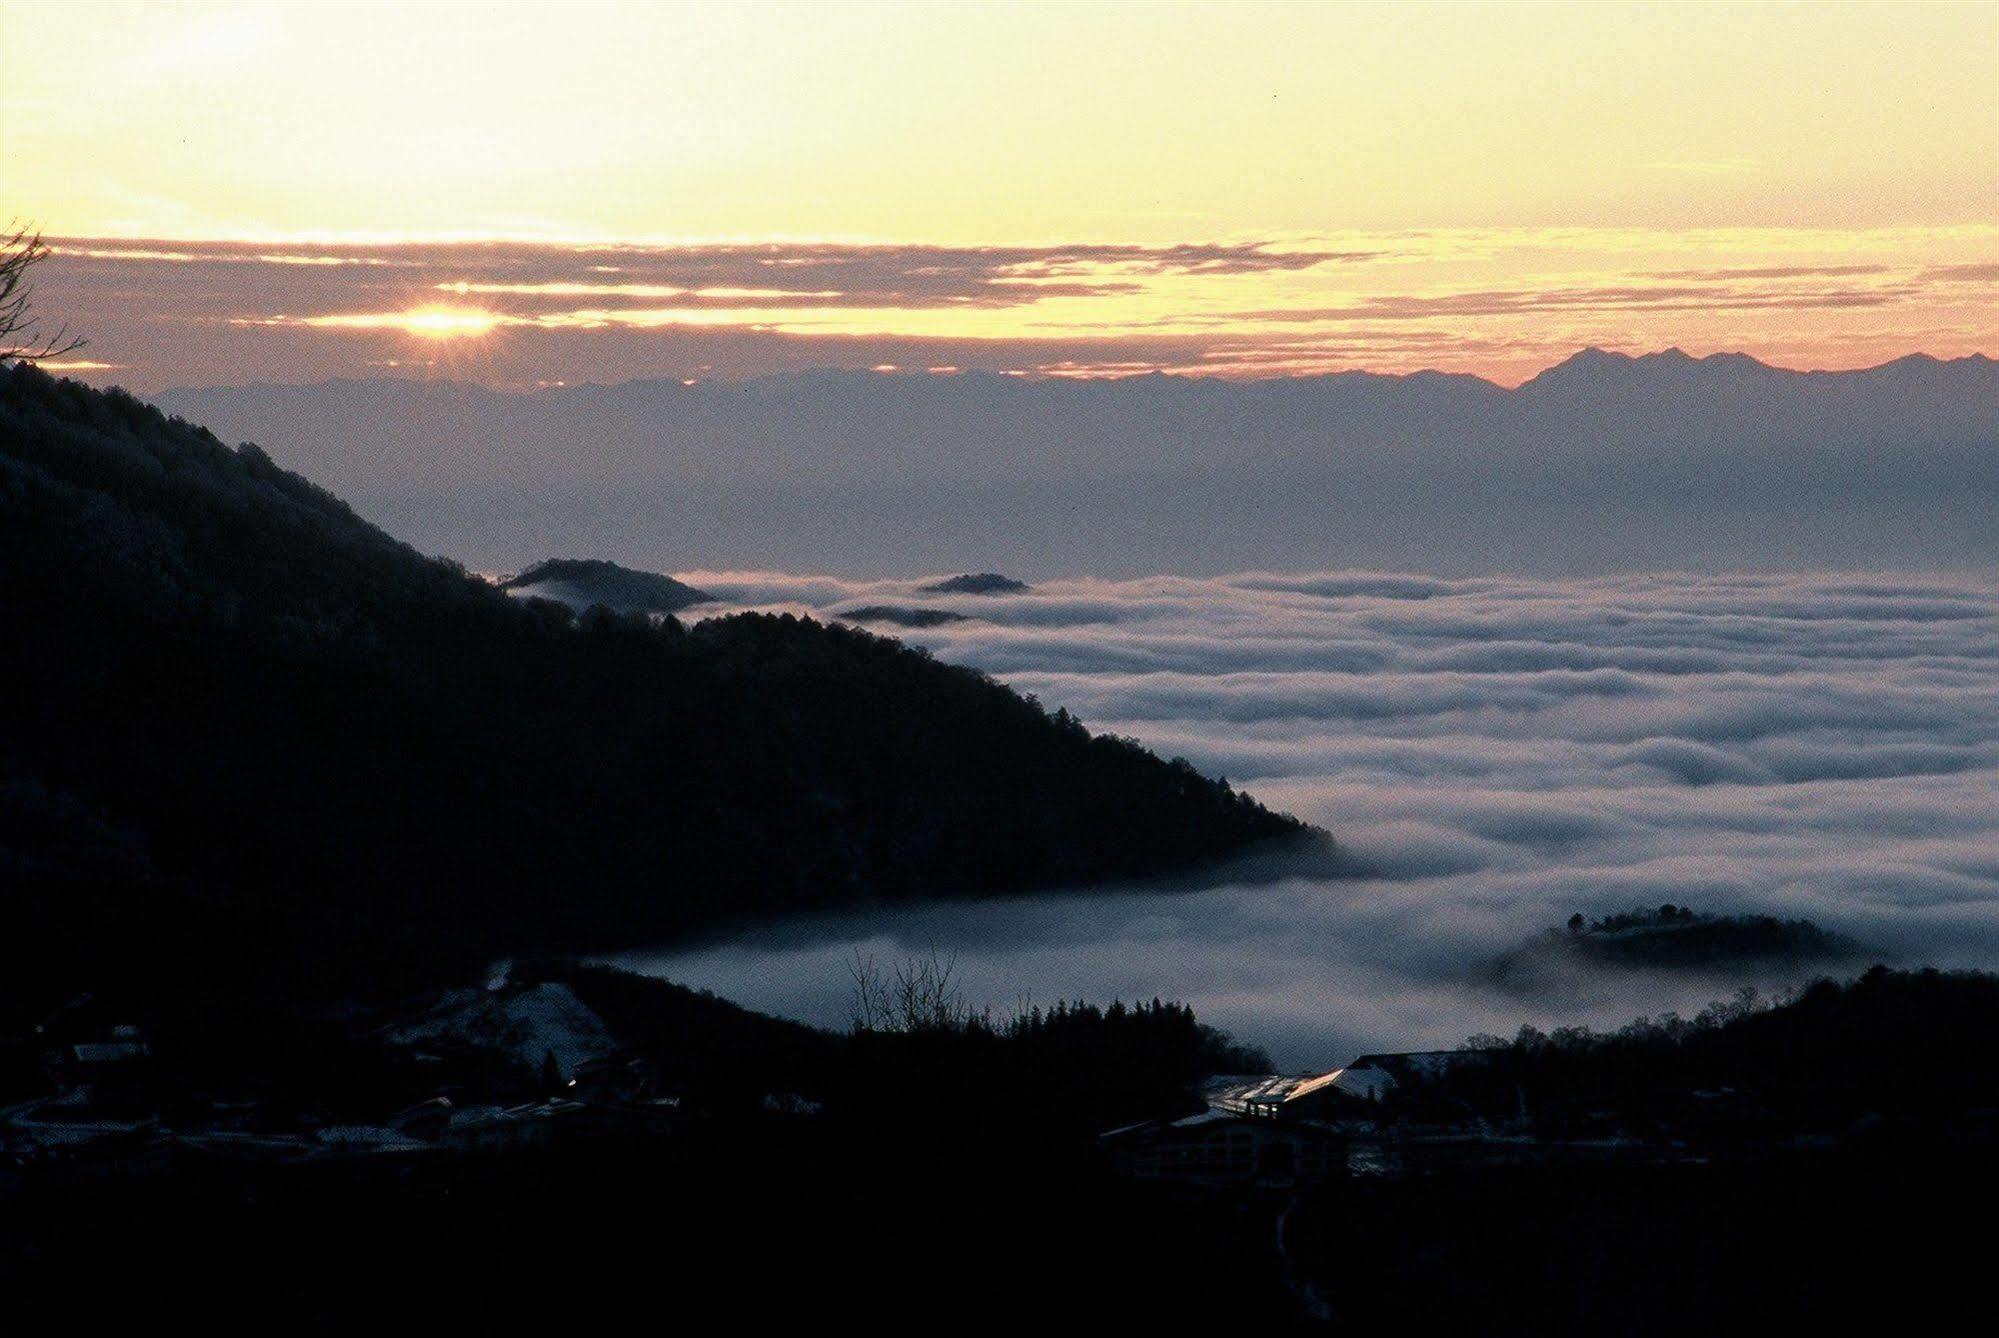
[4, 0, 1996, 389]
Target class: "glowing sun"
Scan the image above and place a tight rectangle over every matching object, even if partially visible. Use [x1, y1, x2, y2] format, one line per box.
[397, 306, 502, 339]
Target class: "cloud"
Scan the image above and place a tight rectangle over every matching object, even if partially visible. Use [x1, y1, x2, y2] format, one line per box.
[1920, 262, 1999, 284]
[1642, 264, 1892, 281]
[603, 568, 1999, 1067]
[1211, 281, 1912, 324]
[40, 227, 1998, 391]
[48, 236, 1355, 310]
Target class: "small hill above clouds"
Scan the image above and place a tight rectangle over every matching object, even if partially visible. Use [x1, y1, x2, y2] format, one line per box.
[1495, 906, 1871, 989]
[920, 572, 1032, 595]
[499, 558, 714, 615]
[0, 363, 1308, 1017]
[836, 605, 973, 628]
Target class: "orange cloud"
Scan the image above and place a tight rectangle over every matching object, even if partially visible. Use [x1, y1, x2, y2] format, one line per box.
[32, 228, 1999, 391]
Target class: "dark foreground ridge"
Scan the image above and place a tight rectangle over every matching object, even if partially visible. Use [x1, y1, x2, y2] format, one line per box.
[0, 363, 1308, 1017]
[5, 955, 1993, 1329]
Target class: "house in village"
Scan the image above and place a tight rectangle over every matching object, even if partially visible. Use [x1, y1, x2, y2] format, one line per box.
[1213, 1049, 1496, 1121]
[440, 1098, 596, 1153]
[1347, 1050, 1495, 1087]
[438, 1090, 680, 1153]
[1099, 1109, 1346, 1188]
[1202, 1062, 1396, 1125]
[1105, 1048, 1500, 1185]
[61, 1024, 151, 1080]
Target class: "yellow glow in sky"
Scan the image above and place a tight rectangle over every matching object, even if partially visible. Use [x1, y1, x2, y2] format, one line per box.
[7, 0, 1994, 241]
[2, 1, 1995, 387]
[304, 306, 505, 339]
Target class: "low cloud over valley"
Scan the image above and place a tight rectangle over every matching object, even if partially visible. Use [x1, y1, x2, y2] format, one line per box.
[616, 568, 1999, 1065]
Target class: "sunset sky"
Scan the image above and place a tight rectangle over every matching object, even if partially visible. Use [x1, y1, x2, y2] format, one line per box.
[4, 0, 1995, 390]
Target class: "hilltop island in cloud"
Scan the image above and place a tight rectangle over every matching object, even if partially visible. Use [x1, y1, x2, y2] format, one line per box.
[497, 557, 716, 615]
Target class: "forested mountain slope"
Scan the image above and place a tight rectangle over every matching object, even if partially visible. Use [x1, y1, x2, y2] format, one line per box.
[0, 364, 1304, 1012]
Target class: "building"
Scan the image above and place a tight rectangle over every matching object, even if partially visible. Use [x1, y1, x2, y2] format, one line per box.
[68, 1040, 149, 1067]
[436, 1093, 678, 1152]
[439, 1098, 595, 1153]
[1202, 1065, 1393, 1123]
[1100, 1109, 1346, 1188]
[1208, 1050, 1499, 1122]
[390, 1096, 456, 1141]
[1346, 1050, 1495, 1086]
[1276, 1063, 1395, 1117]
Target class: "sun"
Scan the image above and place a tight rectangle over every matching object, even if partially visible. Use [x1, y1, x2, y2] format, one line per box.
[295, 305, 506, 340]
[397, 306, 503, 339]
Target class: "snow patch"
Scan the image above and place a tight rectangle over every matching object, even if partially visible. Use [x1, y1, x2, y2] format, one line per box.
[383, 982, 618, 1081]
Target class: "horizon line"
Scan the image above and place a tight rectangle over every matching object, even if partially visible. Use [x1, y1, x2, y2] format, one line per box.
[120, 344, 1995, 397]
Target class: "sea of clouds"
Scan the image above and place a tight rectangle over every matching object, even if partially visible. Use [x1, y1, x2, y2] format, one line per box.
[608, 568, 1999, 1068]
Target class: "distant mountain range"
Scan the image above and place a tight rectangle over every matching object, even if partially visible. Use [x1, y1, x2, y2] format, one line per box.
[153, 350, 1998, 575]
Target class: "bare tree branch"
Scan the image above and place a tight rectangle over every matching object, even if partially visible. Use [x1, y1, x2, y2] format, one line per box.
[1, 224, 86, 362]
[848, 947, 975, 1034]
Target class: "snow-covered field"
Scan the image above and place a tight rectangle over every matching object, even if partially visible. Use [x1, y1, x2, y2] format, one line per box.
[610, 568, 1999, 1069]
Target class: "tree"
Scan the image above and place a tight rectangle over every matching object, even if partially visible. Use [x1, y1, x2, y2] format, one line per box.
[1, 226, 84, 362]
[848, 948, 973, 1034]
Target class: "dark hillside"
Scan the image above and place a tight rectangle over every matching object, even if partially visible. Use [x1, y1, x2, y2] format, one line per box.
[1405, 967, 1999, 1134]
[0, 364, 1307, 1014]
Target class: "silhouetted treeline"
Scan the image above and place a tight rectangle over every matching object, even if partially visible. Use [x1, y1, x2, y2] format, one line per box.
[0, 364, 1305, 1021]
[1007, 997, 1273, 1078]
[1297, 967, 1999, 1330]
[1416, 966, 1999, 1133]
[833, 996, 1272, 1155]
[526, 953, 1272, 1143]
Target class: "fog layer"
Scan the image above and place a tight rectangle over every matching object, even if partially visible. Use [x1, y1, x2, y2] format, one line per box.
[610, 569, 1999, 1067]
